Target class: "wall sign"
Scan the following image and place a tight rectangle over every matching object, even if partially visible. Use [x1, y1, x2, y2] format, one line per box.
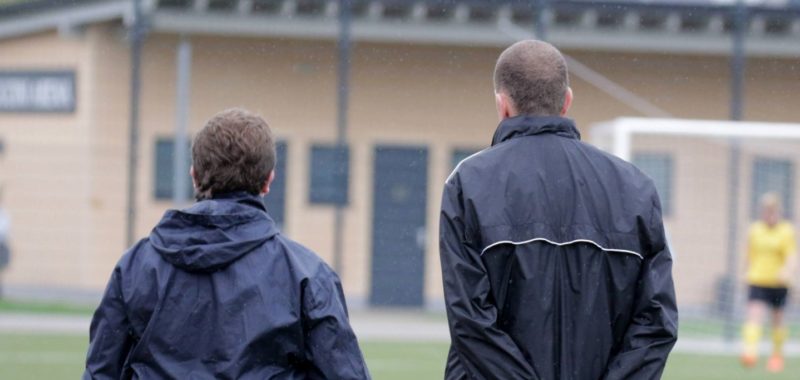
[0, 71, 76, 113]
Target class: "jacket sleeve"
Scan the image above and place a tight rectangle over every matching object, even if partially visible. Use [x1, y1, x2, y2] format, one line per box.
[84, 266, 135, 379]
[303, 270, 371, 380]
[604, 196, 678, 380]
[439, 177, 538, 380]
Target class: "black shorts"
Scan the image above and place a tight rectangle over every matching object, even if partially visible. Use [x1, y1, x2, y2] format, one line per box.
[748, 285, 789, 309]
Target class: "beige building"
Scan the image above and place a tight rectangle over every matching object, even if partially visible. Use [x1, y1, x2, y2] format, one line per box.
[0, 0, 799, 310]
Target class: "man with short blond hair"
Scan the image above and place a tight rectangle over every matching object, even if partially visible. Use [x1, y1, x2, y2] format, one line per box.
[440, 40, 678, 379]
[85, 108, 370, 379]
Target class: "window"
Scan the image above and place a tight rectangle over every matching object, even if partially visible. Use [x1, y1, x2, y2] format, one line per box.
[154, 138, 193, 201]
[309, 144, 349, 205]
[451, 148, 479, 170]
[632, 153, 673, 216]
[263, 141, 287, 229]
[751, 158, 793, 219]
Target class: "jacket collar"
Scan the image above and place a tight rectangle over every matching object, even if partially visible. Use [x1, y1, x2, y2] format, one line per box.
[153, 191, 276, 273]
[491, 115, 580, 146]
[209, 191, 268, 212]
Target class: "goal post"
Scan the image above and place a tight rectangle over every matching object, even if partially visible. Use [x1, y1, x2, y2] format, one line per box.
[591, 117, 800, 342]
[592, 117, 800, 162]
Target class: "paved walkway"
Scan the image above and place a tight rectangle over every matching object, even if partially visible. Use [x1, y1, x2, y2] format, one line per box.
[2, 311, 799, 356]
[0, 313, 89, 335]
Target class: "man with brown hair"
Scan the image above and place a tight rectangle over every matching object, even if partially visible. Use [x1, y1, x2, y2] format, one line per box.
[84, 108, 370, 379]
[440, 40, 678, 379]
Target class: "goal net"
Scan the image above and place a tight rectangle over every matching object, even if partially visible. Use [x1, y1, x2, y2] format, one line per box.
[591, 117, 800, 343]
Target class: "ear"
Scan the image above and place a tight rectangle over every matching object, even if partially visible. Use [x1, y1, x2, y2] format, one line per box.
[261, 170, 276, 196]
[495, 91, 514, 120]
[189, 166, 197, 190]
[560, 87, 574, 116]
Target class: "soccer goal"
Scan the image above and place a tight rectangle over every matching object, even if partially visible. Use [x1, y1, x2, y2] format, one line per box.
[591, 117, 800, 341]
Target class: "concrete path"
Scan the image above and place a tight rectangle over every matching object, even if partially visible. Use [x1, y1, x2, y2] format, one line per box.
[0, 313, 89, 335]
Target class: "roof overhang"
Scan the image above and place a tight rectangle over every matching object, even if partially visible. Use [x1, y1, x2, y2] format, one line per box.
[1, 0, 799, 57]
[0, 0, 130, 40]
[150, 10, 800, 57]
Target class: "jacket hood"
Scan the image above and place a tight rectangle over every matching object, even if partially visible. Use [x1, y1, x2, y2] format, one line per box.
[149, 192, 278, 273]
[491, 115, 580, 146]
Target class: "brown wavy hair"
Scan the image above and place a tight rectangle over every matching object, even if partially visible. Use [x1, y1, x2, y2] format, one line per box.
[192, 108, 275, 200]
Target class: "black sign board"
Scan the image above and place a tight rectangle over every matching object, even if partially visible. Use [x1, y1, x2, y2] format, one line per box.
[0, 71, 76, 113]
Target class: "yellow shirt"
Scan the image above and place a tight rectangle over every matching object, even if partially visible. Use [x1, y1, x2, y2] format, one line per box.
[747, 221, 796, 288]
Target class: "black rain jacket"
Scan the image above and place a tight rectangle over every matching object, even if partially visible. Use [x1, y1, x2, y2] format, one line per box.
[84, 192, 370, 380]
[440, 116, 678, 380]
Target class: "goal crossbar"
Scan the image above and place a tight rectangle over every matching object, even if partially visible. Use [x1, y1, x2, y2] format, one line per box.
[591, 117, 800, 162]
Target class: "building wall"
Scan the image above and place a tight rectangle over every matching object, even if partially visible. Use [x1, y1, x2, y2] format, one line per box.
[85, 24, 132, 288]
[1, 27, 800, 308]
[0, 30, 96, 288]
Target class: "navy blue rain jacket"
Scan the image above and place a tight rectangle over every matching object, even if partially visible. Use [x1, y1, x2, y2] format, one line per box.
[440, 116, 678, 380]
[84, 193, 370, 379]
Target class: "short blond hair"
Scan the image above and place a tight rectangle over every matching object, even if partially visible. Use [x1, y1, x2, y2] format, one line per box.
[760, 192, 781, 211]
[493, 40, 569, 116]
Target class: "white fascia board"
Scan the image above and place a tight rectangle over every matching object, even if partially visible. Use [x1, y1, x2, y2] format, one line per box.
[354, 20, 515, 46]
[550, 29, 800, 58]
[152, 12, 339, 39]
[151, 12, 515, 46]
[0, 1, 130, 40]
[150, 12, 800, 58]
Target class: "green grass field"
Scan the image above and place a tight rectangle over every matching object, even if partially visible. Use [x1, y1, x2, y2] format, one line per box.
[0, 300, 94, 315]
[1, 333, 798, 379]
[2, 299, 796, 338]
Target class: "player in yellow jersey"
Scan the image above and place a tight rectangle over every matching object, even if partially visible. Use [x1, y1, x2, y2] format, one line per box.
[741, 193, 797, 372]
